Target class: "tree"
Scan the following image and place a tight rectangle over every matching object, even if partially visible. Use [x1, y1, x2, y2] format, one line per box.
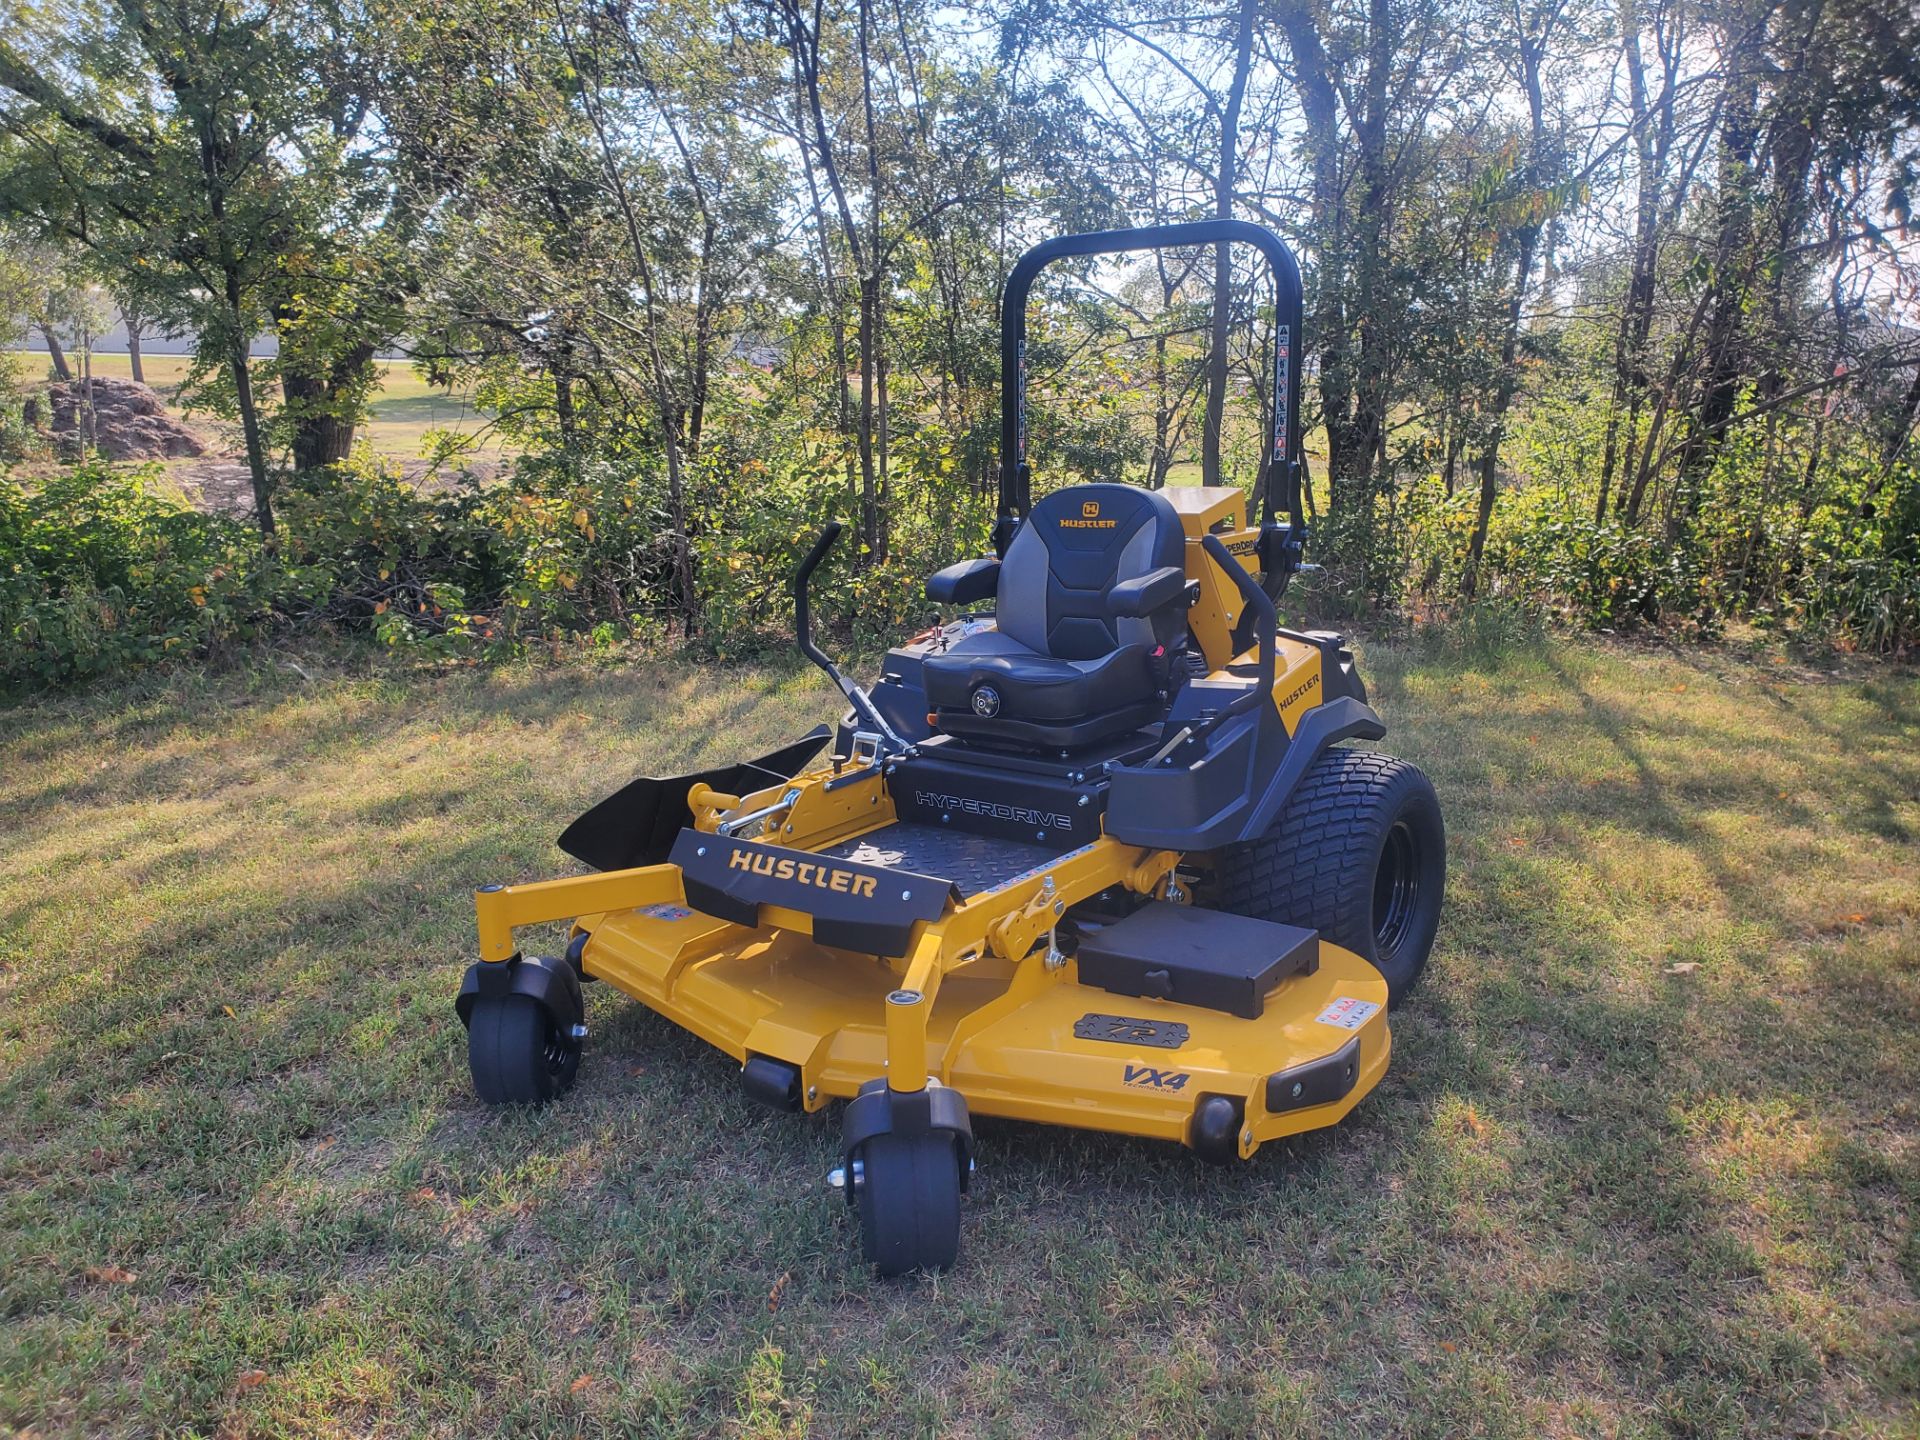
[0, 0, 407, 536]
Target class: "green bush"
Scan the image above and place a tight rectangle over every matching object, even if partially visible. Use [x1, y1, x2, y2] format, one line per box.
[0, 463, 269, 691]
[7, 407, 1911, 700]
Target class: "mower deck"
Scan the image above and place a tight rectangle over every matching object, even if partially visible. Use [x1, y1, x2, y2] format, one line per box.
[579, 899, 1389, 1152]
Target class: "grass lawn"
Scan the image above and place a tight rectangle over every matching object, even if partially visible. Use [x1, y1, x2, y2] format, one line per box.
[1, 636, 1916, 1437]
[5, 351, 505, 464]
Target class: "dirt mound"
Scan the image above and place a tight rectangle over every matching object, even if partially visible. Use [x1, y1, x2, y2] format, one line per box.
[47, 376, 206, 460]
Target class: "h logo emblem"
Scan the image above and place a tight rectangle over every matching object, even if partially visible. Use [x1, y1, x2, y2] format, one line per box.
[1082, 500, 1100, 518]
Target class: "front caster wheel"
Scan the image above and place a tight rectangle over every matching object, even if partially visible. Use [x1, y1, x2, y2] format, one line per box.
[467, 995, 581, 1105]
[855, 1130, 963, 1276]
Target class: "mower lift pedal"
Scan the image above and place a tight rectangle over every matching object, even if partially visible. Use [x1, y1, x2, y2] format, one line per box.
[1075, 902, 1319, 1020]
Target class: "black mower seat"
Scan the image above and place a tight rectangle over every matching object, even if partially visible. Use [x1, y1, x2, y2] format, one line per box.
[922, 483, 1187, 750]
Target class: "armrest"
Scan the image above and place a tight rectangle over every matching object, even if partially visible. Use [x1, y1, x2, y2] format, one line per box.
[1107, 565, 1188, 620]
[927, 556, 1001, 606]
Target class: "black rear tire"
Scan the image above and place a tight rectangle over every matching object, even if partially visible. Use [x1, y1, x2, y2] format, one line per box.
[857, 1131, 963, 1276]
[468, 995, 581, 1105]
[1213, 748, 1445, 1007]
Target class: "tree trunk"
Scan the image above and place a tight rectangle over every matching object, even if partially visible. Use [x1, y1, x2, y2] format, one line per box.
[1202, 0, 1257, 488]
[1597, 0, 1667, 518]
[124, 308, 145, 385]
[554, 370, 577, 447]
[1272, 0, 1350, 496]
[856, 275, 881, 559]
[39, 323, 72, 381]
[791, 64, 857, 506]
[1463, 20, 1552, 599]
[228, 328, 274, 538]
[1341, 0, 1393, 524]
[1673, 65, 1759, 488]
[563, 14, 696, 628]
[787, 0, 874, 542]
[282, 340, 376, 472]
[857, 0, 886, 561]
[78, 322, 97, 453]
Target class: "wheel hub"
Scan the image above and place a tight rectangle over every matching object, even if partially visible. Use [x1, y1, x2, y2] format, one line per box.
[1372, 819, 1420, 958]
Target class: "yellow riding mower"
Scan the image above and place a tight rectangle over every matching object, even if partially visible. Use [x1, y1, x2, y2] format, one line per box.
[456, 220, 1445, 1274]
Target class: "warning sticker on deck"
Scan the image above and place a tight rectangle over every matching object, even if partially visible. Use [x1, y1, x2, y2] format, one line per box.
[638, 903, 694, 922]
[1315, 997, 1380, 1030]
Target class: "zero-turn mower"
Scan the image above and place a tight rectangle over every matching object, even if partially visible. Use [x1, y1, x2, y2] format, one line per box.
[456, 219, 1445, 1275]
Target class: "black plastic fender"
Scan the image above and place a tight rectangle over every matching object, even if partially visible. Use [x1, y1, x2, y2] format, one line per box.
[1237, 696, 1385, 841]
[455, 953, 584, 1034]
[840, 1078, 974, 1205]
[1104, 695, 1385, 852]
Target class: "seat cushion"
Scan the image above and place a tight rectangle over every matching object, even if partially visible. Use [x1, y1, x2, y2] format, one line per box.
[923, 639, 1156, 723]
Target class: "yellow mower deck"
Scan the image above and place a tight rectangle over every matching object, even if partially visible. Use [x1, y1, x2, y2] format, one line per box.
[580, 909, 1389, 1154]
[473, 769, 1391, 1159]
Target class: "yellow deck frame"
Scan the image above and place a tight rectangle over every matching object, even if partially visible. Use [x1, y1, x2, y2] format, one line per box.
[471, 486, 1388, 1158]
[474, 784, 1389, 1159]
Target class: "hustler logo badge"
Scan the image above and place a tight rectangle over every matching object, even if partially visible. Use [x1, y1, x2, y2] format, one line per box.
[727, 846, 878, 897]
[1061, 499, 1118, 529]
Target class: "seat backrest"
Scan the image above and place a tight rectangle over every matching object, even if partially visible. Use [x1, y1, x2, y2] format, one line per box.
[996, 483, 1185, 660]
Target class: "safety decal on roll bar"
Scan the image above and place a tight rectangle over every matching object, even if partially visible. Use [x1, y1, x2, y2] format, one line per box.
[1273, 325, 1290, 458]
[1315, 997, 1380, 1030]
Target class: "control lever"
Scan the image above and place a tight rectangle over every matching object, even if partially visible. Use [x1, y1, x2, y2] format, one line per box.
[792, 523, 907, 751]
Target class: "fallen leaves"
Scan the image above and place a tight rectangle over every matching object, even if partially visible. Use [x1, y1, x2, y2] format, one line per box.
[768, 1271, 791, 1313]
[569, 1374, 593, 1396]
[235, 1370, 268, 1392]
[1664, 962, 1699, 975]
[84, 1264, 137, 1285]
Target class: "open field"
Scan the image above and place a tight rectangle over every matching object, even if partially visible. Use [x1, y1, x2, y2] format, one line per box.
[5, 350, 505, 464]
[1, 636, 1916, 1437]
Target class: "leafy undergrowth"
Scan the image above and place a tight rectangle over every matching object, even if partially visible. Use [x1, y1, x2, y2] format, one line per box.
[1, 637, 1916, 1438]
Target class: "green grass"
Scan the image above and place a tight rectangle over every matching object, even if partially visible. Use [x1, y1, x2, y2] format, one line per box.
[2, 636, 1916, 1437]
[6, 351, 505, 462]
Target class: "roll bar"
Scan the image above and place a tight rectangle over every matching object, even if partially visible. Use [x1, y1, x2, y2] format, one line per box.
[995, 220, 1307, 573]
